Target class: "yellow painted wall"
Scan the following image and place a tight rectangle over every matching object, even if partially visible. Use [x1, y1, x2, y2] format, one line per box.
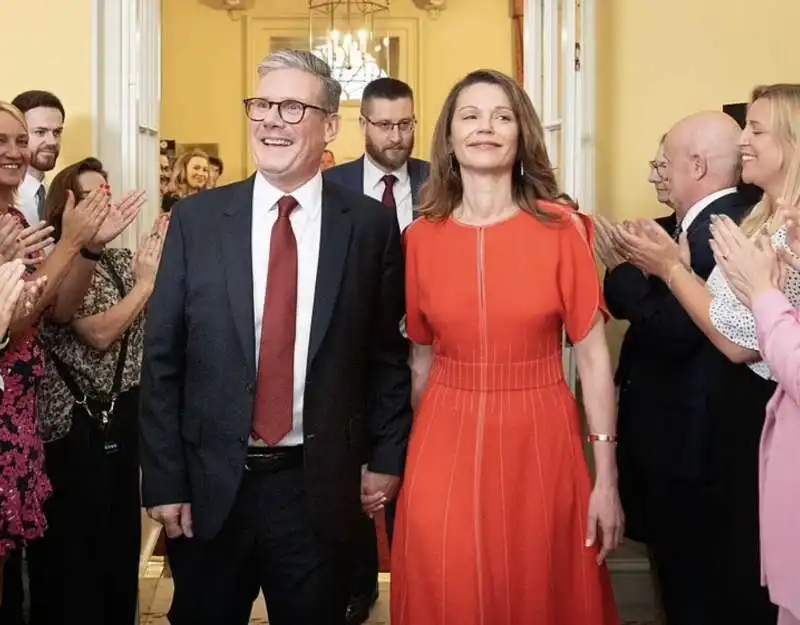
[160, 0, 514, 184]
[597, 0, 800, 223]
[2, 0, 95, 177]
[596, 0, 800, 357]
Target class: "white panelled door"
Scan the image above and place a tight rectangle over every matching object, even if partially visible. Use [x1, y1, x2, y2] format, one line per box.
[94, 0, 161, 250]
[523, 0, 596, 391]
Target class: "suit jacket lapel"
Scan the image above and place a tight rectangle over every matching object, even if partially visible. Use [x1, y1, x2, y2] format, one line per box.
[308, 180, 353, 365]
[220, 177, 257, 377]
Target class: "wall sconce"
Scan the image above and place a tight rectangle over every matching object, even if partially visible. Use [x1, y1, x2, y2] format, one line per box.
[201, 0, 255, 20]
[412, 0, 447, 18]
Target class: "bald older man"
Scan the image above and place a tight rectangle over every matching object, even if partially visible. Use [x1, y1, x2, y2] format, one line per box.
[603, 111, 752, 625]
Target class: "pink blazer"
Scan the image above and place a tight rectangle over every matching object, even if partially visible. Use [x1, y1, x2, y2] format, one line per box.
[752, 289, 800, 620]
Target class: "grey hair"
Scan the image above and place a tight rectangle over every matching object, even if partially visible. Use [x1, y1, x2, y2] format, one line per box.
[257, 49, 342, 113]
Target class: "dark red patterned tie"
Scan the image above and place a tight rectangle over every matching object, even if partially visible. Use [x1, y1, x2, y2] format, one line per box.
[252, 195, 298, 445]
[381, 174, 397, 209]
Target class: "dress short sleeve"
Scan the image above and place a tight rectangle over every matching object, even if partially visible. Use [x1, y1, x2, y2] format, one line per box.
[403, 221, 434, 345]
[558, 212, 606, 344]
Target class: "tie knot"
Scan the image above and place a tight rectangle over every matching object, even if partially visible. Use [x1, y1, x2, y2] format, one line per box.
[382, 174, 397, 189]
[277, 195, 298, 219]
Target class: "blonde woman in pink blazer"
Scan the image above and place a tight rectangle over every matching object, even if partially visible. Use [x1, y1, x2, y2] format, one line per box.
[710, 210, 800, 625]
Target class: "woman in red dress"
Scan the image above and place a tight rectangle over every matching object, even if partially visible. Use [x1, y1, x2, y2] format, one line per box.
[389, 70, 623, 625]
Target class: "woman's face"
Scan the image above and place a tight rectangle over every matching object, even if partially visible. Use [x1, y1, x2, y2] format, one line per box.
[739, 97, 786, 193]
[0, 111, 30, 190]
[449, 82, 519, 174]
[185, 156, 209, 190]
[76, 170, 108, 201]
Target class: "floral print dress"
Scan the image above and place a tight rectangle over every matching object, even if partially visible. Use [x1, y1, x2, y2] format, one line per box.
[0, 207, 52, 556]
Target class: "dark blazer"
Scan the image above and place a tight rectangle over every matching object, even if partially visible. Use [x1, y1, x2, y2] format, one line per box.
[139, 176, 413, 543]
[323, 155, 430, 217]
[605, 191, 752, 480]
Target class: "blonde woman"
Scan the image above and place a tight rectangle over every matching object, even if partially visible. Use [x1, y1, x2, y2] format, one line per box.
[617, 84, 800, 624]
[161, 148, 210, 212]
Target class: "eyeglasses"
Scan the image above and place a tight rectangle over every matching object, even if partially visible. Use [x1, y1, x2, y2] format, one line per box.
[649, 159, 668, 179]
[362, 115, 416, 134]
[243, 98, 329, 125]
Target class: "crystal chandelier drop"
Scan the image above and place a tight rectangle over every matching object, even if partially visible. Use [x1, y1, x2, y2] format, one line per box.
[308, 0, 391, 71]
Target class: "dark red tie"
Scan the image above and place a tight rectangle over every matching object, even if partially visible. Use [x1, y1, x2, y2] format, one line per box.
[252, 195, 298, 445]
[381, 174, 397, 208]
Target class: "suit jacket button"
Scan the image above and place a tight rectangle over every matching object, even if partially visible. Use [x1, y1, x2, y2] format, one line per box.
[246, 383, 254, 394]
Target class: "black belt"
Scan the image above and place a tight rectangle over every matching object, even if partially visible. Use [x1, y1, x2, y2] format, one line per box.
[244, 445, 303, 472]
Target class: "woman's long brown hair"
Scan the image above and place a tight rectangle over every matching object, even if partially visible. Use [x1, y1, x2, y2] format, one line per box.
[419, 69, 574, 222]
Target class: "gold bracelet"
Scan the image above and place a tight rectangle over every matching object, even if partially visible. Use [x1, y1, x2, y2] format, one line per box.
[586, 433, 618, 444]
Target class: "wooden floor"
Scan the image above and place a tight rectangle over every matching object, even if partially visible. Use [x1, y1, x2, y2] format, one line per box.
[138, 558, 657, 625]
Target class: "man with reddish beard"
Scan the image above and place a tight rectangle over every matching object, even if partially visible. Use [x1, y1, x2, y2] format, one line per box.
[325, 78, 428, 234]
[11, 91, 64, 227]
[324, 76, 428, 625]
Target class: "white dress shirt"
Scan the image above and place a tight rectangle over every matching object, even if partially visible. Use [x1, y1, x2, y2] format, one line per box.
[680, 187, 737, 232]
[250, 172, 322, 447]
[362, 155, 413, 231]
[18, 172, 44, 227]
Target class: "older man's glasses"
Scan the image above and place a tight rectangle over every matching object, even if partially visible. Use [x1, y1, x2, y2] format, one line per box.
[243, 98, 329, 125]
[649, 159, 668, 179]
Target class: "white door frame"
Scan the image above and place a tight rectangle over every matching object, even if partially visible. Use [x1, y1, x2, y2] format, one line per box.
[92, 0, 161, 250]
[523, 0, 596, 391]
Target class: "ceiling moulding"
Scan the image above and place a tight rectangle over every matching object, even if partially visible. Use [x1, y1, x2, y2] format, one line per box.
[412, 0, 447, 19]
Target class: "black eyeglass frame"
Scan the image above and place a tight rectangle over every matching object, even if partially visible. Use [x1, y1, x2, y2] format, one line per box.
[243, 97, 330, 125]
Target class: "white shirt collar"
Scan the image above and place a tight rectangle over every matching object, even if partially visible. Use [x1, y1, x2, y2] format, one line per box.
[253, 170, 323, 218]
[363, 154, 408, 192]
[19, 172, 43, 200]
[681, 187, 737, 231]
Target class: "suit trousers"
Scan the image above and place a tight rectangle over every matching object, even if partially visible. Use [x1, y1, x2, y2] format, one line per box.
[166, 463, 350, 625]
[27, 388, 141, 625]
[348, 500, 396, 599]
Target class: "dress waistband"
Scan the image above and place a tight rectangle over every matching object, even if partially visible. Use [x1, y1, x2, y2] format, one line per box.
[428, 354, 566, 391]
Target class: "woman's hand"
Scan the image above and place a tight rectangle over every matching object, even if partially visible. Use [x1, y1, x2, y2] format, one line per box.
[0, 214, 23, 263]
[59, 187, 112, 250]
[0, 260, 27, 338]
[134, 216, 168, 287]
[11, 275, 47, 324]
[778, 198, 800, 274]
[709, 214, 782, 307]
[14, 221, 55, 265]
[615, 219, 685, 280]
[91, 189, 146, 248]
[586, 481, 625, 566]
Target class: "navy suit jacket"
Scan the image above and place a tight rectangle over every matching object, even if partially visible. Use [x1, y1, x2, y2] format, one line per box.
[605, 192, 752, 480]
[324, 155, 430, 221]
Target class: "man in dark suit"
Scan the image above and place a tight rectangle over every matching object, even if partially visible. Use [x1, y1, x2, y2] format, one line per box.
[324, 77, 429, 234]
[599, 111, 751, 625]
[323, 76, 427, 624]
[140, 49, 412, 625]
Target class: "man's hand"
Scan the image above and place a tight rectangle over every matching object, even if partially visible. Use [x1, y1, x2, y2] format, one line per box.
[147, 503, 193, 539]
[361, 469, 400, 518]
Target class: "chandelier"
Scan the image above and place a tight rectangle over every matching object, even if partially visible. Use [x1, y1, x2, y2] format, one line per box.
[308, 0, 391, 72]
